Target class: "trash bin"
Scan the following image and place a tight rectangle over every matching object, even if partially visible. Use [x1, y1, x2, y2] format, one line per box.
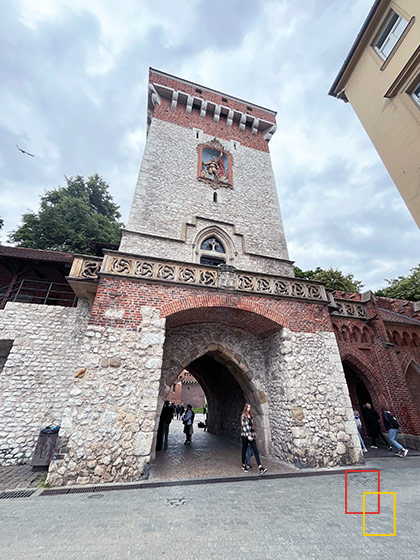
[31, 425, 60, 471]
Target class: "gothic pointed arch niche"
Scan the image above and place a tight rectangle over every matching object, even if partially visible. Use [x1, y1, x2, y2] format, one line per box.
[405, 360, 420, 411]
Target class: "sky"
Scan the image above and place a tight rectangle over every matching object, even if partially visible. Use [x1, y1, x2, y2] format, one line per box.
[0, 0, 418, 291]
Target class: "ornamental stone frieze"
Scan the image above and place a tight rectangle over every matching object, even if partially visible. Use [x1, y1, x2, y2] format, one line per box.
[329, 299, 367, 319]
[68, 253, 329, 303]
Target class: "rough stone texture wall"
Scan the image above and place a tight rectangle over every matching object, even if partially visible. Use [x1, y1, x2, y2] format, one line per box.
[47, 306, 165, 487]
[264, 329, 362, 468]
[0, 300, 90, 465]
[120, 118, 292, 276]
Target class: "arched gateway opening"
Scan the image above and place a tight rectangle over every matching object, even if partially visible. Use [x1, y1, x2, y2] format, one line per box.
[342, 356, 383, 440]
[152, 305, 283, 466]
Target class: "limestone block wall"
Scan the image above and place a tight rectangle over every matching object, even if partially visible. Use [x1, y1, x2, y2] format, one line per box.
[0, 301, 91, 465]
[264, 329, 362, 468]
[120, 118, 292, 276]
[47, 306, 166, 487]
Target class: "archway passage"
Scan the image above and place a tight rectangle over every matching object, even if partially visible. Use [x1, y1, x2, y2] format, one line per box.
[187, 354, 245, 444]
[149, 314, 292, 480]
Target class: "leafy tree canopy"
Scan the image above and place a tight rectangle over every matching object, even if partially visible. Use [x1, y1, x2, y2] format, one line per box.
[9, 175, 124, 254]
[294, 266, 363, 293]
[375, 265, 420, 302]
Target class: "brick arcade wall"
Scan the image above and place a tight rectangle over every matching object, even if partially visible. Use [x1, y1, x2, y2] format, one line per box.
[332, 306, 420, 435]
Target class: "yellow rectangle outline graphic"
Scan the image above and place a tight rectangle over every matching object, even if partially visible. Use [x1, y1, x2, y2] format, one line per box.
[363, 492, 396, 536]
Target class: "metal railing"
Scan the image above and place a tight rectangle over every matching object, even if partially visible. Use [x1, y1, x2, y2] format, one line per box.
[0, 279, 77, 308]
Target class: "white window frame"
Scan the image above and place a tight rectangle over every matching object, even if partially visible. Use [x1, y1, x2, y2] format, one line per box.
[411, 82, 420, 106]
[374, 10, 408, 61]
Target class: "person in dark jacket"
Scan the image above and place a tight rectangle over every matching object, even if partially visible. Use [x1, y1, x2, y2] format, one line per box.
[382, 409, 408, 458]
[161, 401, 174, 450]
[363, 403, 388, 448]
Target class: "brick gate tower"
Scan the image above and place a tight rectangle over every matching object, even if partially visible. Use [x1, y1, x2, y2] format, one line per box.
[44, 69, 361, 485]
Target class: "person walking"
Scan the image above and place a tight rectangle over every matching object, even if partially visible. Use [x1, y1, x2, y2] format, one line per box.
[363, 403, 388, 448]
[183, 404, 195, 445]
[382, 408, 408, 458]
[354, 410, 368, 453]
[241, 403, 267, 474]
[161, 400, 174, 450]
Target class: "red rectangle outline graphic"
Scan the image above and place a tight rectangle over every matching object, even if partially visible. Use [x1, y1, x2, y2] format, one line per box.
[345, 470, 381, 514]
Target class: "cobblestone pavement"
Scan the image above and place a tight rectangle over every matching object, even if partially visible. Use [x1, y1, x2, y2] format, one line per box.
[0, 464, 47, 491]
[149, 415, 296, 481]
[1, 460, 419, 559]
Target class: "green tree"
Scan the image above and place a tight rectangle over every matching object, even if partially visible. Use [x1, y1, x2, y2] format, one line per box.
[375, 265, 420, 302]
[9, 175, 124, 254]
[294, 266, 363, 293]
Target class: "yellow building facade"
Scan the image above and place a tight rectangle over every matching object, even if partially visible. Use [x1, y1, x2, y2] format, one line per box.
[330, 0, 420, 228]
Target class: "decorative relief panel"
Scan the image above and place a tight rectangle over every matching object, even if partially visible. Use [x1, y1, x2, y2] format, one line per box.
[331, 300, 367, 319]
[68, 256, 103, 280]
[197, 139, 233, 188]
[69, 254, 329, 303]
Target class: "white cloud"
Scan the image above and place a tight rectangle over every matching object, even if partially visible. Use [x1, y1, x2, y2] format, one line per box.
[1, 0, 418, 290]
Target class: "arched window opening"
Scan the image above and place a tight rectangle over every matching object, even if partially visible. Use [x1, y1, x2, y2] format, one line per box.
[393, 331, 401, 346]
[352, 327, 362, 343]
[405, 362, 420, 411]
[342, 326, 350, 342]
[199, 236, 226, 267]
[213, 191, 218, 203]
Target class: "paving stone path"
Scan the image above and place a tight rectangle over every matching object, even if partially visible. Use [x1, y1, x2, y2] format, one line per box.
[149, 414, 295, 481]
[0, 464, 47, 491]
[1, 459, 420, 559]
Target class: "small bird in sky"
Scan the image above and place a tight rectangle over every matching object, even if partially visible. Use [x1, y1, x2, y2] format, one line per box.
[16, 144, 35, 157]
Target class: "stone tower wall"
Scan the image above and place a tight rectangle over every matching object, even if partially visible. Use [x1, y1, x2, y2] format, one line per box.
[120, 70, 292, 276]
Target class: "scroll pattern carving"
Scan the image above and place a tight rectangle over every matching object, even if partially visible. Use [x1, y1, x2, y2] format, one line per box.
[80, 259, 102, 279]
[332, 300, 367, 319]
[72, 255, 329, 302]
[110, 257, 218, 288]
[236, 274, 325, 300]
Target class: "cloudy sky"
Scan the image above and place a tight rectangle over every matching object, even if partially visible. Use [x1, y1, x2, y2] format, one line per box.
[0, 0, 418, 290]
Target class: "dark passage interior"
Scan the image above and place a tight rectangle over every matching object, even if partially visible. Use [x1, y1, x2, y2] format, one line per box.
[187, 353, 245, 444]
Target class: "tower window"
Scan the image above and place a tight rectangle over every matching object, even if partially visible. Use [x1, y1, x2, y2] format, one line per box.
[201, 237, 225, 253]
[213, 191, 218, 203]
[374, 10, 408, 60]
[199, 236, 226, 266]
